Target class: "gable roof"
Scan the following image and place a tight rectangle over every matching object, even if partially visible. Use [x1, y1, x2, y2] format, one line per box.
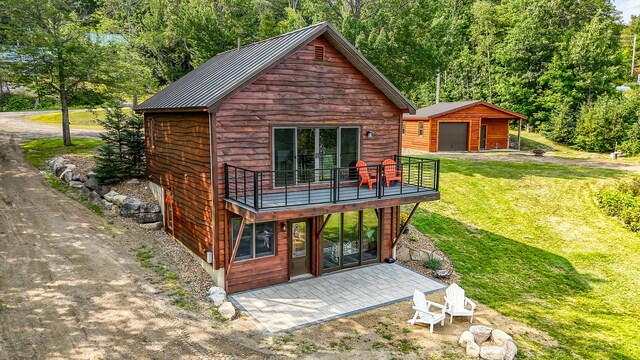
[136, 22, 416, 113]
[403, 101, 527, 120]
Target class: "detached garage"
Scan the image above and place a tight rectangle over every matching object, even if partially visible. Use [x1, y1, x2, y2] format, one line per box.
[402, 101, 527, 152]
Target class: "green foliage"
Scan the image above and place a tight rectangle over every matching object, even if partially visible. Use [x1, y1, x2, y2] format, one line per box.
[541, 102, 576, 144]
[94, 102, 145, 184]
[423, 258, 442, 270]
[21, 137, 103, 169]
[597, 179, 640, 232]
[0, 93, 34, 111]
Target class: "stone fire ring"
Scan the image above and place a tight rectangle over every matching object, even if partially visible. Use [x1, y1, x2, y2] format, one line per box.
[458, 325, 518, 360]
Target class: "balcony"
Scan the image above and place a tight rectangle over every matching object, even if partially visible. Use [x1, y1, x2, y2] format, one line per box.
[224, 155, 440, 221]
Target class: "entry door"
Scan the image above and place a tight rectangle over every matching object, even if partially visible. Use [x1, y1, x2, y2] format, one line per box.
[290, 219, 311, 277]
[480, 125, 487, 150]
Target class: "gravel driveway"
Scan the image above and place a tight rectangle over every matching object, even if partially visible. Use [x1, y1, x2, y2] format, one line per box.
[0, 115, 271, 359]
[0, 110, 103, 140]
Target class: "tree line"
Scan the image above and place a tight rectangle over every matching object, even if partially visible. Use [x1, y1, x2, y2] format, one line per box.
[1, 0, 639, 153]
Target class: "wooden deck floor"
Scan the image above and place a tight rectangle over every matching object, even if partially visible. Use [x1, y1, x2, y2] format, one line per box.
[227, 183, 435, 210]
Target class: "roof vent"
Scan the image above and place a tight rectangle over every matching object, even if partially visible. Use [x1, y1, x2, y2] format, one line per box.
[314, 45, 324, 61]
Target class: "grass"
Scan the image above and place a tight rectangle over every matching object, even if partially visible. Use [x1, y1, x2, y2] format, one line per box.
[25, 108, 131, 130]
[409, 158, 640, 359]
[22, 137, 102, 169]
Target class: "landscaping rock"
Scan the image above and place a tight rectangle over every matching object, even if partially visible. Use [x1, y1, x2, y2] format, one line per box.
[111, 205, 120, 215]
[490, 329, 512, 346]
[218, 301, 235, 320]
[62, 171, 75, 183]
[71, 172, 82, 182]
[69, 181, 84, 190]
[466, 342, 480, 357]
[80, 186, 91, 196]
[111, 195, 128, 206]
[470, 325, 493, 344]
[120, 198, 142, 217]
[84, 174, 98, 190]
[479, 345, 505, 360]
[139, 222, 163, 231]
[458, 330, 475, 347]
[503, 341, 517, 360]
[103, 190, 118, 202]
[47, 157, 65, 172]
[126, 178, 140, 185]
[78, 174, 87, 183]
[396, 246, 410, 262]
[409, 249, 429, 261]
[134, 212, 163, 224]
[100, 200, 113, 209]
[88, 191, 102, 204]
[207, 286, 227, 307]
[95, 185, 112, 197]
[434, 269, 451, 278]
[140, 202, 161, 213]
[54, 165, 68, 177]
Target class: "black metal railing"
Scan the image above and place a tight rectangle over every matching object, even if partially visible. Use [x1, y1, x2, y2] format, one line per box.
[224, 155, 439, 211]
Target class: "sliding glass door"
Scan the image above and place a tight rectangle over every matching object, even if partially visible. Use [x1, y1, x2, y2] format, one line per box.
[322, 209, 379, 271]
[273, 127, 359, 186]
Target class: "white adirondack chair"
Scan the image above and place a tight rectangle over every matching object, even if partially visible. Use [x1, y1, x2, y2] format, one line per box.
[444, 283, 477, 323]
[407, 289, 446, 333]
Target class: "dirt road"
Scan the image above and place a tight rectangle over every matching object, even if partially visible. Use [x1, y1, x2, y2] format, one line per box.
[0, 110, 103, 140]
[0, 131, 269, 358]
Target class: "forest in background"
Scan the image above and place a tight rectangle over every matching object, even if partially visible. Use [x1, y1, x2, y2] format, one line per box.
[1, 0, 639, 153]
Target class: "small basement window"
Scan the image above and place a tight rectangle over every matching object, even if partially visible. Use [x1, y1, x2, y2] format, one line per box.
[314, 45, 324, 61]
[149, 116, 156, 148]
[231, 219, 275, 261]
[418, 122, 424, 137]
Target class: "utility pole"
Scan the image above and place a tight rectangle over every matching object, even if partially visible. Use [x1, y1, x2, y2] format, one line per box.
[435, 70, 441, 104]
[632, 34, 637, 77]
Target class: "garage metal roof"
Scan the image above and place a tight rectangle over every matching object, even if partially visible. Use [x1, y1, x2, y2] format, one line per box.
[136, 22, 416, 113]
[404, 101, 527, 120]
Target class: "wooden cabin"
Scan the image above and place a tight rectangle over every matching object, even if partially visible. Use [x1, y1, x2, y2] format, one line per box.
[402, 101, 527, 152]
[135, 22, 440, 294]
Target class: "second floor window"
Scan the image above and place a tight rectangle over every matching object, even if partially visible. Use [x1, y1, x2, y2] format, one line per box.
[418, 122, 424, 137]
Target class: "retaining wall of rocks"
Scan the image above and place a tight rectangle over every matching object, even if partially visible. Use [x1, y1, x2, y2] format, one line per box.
[45, 157, 163, 230]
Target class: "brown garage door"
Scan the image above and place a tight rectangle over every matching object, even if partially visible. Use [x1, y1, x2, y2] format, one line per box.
[438, 122, 468, 151]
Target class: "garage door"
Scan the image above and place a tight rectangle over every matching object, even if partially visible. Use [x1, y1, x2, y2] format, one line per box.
[438, 122, 468, 151]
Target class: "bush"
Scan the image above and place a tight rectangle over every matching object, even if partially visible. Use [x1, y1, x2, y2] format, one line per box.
[0, 93, 35, 111]
[423, 258, 442, 270]
[596, 179, 640, 232]
[68, 88, 111, 108]
[542, 102, 576, 144]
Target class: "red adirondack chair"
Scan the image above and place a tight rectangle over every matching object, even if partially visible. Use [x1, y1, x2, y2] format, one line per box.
[382, 158, 403, 187]
[356, 160, 377, 191]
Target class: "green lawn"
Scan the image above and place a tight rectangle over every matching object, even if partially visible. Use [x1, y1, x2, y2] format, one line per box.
[22, 138, 103, 169]
[409, 158, 640, 359]
[25, 108, 132, 130]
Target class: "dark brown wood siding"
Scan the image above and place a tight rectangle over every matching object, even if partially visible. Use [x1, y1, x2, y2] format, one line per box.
[481, 118, 510, 150]
[214, 36, 403, 291]
[145, 112, 213, 260]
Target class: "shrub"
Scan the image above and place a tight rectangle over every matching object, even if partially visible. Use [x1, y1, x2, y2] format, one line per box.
[0, 93, 35, 111]
[409, 234, 418, 242]
[423, 258, 442, 270]
[596, 179, 640, 232]
[68, 88, 111, 107]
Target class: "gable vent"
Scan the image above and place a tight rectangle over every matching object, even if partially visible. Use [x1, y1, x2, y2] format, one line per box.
[314, 46, 324, 61]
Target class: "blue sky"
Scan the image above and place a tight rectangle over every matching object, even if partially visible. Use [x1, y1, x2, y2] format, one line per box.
[614, 0, 640, 23]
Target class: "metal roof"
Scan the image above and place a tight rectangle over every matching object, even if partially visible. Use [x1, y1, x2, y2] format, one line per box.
[403, 101, 527, 120]
[136, 22, 416, 113]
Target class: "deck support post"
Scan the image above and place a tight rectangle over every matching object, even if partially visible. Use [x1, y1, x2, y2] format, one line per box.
[225, 217, 246, 291]
[316, 213, 332, 238]
[517, 118, 522, 151]
[392, 202, 421, 249]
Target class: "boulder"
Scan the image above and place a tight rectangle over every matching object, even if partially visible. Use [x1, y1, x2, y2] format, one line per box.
[111, 205, 120, 215]
[88, 191, 102, 204]
[84, 174, 98, 190]
[80, 186, 91, 196]
[140, 202, 161, 213]
[134, 212, 163, 224]
[100, 199, 113, 209]
[126, 178, 141, 185]
[69, 181, 85, 190]
[62, 171, 75, 183]
[470, 325, 493, 344]
[479, 345, 505, 360]
[139, 222, 163, 231]
[458, 330, 475, 347]
[434, 269, 451, 278]
[78, 174, 88, 183]
[47, 157, 65, 172]
[409, 249, 429, 261]
[54, 165, 68, 177]
[503, 340, 517, 360]
[395, 246, 410, 262]
[466, 342, 480, 357]
[103, 190, 119, 202]
[490, 329, 512, 346]
[218, 301, 235, 320]
[95, 185, 112, 197]
[71, 172, 82, 182]
[111, 195, 128, 206]
[120, 198, 142, 217]
[207, 287, 227, 307]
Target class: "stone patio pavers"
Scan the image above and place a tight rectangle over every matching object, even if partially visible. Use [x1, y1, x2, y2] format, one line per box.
[229, 263, 445, 333]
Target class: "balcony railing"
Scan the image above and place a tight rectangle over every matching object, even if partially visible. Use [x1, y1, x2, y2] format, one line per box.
[224, 155, 439, 211]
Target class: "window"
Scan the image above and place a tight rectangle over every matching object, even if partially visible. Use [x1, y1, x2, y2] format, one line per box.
[231, 218, 275, 261]
[166, 202, 173, 231]
[149, 116, 156, 148]
[314, 45, 324, 61]
[418, 122, 424, 137]
[402, 123, 406, 135]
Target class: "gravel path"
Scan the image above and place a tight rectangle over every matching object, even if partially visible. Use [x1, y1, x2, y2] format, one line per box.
[0, 122, 271, 358]
[0, 110, 103, 140]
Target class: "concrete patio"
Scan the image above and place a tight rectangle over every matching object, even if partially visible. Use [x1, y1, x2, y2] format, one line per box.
[229, 263, 446, 333]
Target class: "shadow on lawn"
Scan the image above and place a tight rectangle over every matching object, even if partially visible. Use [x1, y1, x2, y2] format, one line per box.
[410, 209, 629, 358]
